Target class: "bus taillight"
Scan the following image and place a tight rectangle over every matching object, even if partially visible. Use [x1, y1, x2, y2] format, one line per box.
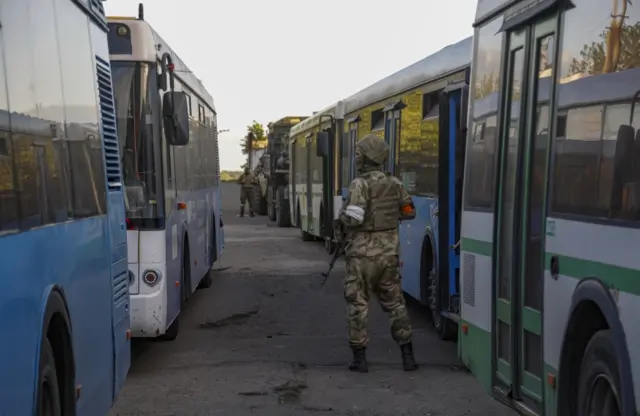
[126, 218, 135, 230]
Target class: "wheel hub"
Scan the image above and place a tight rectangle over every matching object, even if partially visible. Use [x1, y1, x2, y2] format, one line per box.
[586, 375, 621, 416]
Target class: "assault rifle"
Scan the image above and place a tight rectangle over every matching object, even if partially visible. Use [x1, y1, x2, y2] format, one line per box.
[319, 222, 347, 286]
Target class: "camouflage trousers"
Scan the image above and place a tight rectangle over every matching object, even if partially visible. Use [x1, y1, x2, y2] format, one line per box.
[240, 187, 254, 210]
[344, 255, 413, 348]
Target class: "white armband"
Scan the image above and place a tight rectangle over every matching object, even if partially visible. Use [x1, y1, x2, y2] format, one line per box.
[344, 205, 365, 222]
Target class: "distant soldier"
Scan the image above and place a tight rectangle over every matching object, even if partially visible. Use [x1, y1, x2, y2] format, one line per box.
[337, 134, 417, 373]
[236, 167, 257, 217]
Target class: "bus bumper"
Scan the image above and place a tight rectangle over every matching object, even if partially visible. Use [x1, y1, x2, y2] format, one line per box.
[130, 291, 166, 337]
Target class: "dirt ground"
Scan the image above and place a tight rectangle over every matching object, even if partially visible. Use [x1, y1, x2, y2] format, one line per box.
[109, 197, 516, 415]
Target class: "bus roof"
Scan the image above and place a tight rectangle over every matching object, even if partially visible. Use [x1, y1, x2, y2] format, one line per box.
[268, 116, 308, 128]
[474, 0, 511, 25]
[107, 18, 215, 112]
[289, 101, 344, 141]
[343, 36, 472, 115]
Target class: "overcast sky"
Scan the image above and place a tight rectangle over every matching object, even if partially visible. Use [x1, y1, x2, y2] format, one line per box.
[105, 0, 476, 170]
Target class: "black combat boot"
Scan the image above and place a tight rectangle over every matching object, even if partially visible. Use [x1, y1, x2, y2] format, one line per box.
[400, 343, 418, 371]
[348, 347, 369, 373]
[249, 210, 255, 217]
[238, 206, 245, 217]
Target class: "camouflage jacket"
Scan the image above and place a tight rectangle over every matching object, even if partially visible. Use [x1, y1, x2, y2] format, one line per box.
[338, 170, 415, 257]
[237, 172, 257, 188]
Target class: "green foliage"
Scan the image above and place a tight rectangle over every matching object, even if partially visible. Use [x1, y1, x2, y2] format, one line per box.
[568, 21, 640, 76]
[240, 120, 268, 155]
[220, 170, 242, 182]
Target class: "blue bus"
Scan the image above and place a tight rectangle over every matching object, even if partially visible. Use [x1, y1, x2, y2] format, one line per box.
[107, 5, 223, 340]
[337, 38, 472, 339]
[0, 0, 130, 414]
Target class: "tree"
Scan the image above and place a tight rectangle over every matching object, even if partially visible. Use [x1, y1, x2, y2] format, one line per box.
[220, 170, 242, 182]
[567, 6, 640, 76]
[240, 120, 267, 155]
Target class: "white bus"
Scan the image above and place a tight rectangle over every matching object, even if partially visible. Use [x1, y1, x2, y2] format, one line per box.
[459, 0, 640, 414]
[107, 5, 223, 340]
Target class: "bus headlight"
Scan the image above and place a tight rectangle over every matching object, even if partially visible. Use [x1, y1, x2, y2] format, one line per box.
[142, 270, 161, 287]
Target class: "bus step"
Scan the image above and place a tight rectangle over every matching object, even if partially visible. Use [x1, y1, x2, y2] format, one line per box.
[441, 311, 460, 324]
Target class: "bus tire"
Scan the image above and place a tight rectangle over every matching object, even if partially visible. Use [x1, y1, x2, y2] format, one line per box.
[577, 329, 622, 415]
[37, 337, 62, 416]
[199, 269, 213, 289]
[428, 268, 456, 341]
[276, 185, 290, 227]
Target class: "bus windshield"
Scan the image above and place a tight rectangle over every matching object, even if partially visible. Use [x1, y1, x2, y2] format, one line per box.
[111, 61, 161, 220]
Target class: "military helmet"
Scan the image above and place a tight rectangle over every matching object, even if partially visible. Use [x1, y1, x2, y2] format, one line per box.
[356, 134, 389, 165]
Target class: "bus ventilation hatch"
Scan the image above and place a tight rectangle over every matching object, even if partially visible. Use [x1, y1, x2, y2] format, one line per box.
[95, 56, 123, 191]
[462, 253, 476, 307]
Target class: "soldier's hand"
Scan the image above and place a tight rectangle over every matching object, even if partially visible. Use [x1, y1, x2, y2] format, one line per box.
[332, 218, 344, 235]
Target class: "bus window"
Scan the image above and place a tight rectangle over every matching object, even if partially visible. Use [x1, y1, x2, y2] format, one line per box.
[464, 17, 502, 210]
[552, 106, 603, 216]
[550, 0, 640, 221]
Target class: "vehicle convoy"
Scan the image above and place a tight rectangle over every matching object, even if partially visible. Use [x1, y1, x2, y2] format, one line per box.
[458, 0, 640, 414]
[249, 145, 268, 216]
[337, 38, 471, 340]
[289, 103, 345, 252]
[261, 116, 307, 226]
[288, 0, 640, 412]
[107, 4, 223, 341]
[0, 0, 131, 414]
[288, 38, 471, 318]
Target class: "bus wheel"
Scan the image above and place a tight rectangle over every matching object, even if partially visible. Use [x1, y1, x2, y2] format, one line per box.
[199, 269, 213, 289]
[577, 330, 622, 416]
[427, 269, 443, 327]
[427, 269, 456, 341]
[37, 338, 62, 416]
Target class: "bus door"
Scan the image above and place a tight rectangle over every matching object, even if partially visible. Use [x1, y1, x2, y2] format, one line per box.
[318, 125, 335, 238]
[290, 137, 298, 225]
[349, 126, 357, 182]
[340, 120, 358, 212]
[437, 81, 468, 323]
[492, 14, 557, 413]
[305, 133, 313, 232]
[383, 102, 404, 175]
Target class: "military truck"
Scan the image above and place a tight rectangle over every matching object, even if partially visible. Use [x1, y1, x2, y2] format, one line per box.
[253, 116, 306, 226]
[249, 147, 269, 215]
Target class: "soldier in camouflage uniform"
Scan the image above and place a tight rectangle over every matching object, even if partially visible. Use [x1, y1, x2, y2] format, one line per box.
[337, 134, 417, 373]
[236, 167, 257, 217]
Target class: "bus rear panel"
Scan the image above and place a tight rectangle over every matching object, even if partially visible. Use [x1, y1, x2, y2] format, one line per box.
[0, 0, 130, 414]
[108, 12, 223, 340]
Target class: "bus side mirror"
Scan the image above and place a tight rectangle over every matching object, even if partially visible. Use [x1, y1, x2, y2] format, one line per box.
[163, 91, 190, 146]
[316, 131, 330, 157]
[614, 124, 635, 182]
